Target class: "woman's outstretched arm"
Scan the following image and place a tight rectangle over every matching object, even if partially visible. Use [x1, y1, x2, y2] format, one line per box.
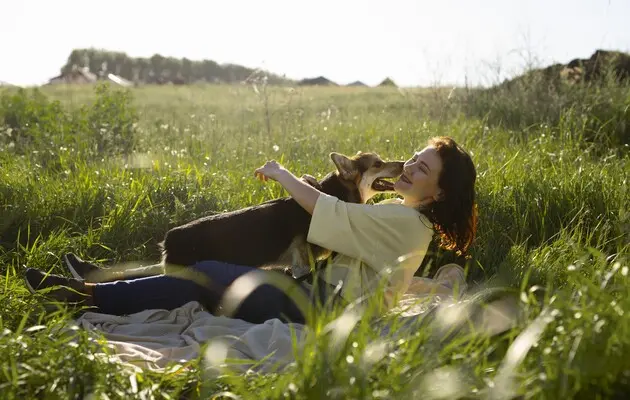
[254, 160, 321, 214]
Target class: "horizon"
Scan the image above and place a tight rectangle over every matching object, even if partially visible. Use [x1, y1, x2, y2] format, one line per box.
[1, 0, 629, 87]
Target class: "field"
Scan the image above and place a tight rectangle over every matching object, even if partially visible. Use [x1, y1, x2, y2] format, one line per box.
[0, 79, 629, 399]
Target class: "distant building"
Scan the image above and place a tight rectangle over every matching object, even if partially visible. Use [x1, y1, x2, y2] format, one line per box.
[346, 81, 368, 87]
[47, 66, 97, 85]
[298, 76, 338, 86]
[378, 77, 397, 87]
[107, 73, 133, 87]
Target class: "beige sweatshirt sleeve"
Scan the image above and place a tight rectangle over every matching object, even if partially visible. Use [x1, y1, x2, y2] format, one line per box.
[307, 193, 433, 275]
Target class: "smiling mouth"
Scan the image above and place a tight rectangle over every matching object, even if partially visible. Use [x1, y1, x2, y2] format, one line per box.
[371, 178, 396, 191]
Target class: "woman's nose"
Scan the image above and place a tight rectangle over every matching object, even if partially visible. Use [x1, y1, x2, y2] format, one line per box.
[403, 159, 416, 172]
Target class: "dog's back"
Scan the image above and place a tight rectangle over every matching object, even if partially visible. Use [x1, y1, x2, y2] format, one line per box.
[161, 171, 360, 269]
[160, 151, 404, 273]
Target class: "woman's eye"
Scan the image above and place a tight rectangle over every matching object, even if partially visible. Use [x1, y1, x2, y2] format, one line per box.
[374, 161, 383, 168]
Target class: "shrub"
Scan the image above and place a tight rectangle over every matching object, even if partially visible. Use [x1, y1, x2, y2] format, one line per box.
[78, 83, 139, 157]
[0, 83, 140, 158]
[0, 89, 70, 153]
[459, 64, 630, 148]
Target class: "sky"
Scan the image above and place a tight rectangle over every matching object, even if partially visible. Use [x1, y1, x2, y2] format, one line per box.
[1, 0, 629, 87]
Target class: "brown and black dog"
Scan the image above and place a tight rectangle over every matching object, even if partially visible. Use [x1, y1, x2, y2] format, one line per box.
[159, 152, 404, 278]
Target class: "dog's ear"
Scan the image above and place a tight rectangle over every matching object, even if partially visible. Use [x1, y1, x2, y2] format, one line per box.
[330, 152, 358, 180]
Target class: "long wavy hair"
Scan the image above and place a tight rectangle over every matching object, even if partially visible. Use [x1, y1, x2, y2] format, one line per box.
[420, 136, 478, 256]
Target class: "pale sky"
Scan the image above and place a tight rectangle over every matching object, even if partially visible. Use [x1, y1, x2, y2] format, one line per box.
[1, 0, 628, 87]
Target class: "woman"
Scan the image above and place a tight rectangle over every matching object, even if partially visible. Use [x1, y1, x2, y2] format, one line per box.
[25, 136, 477, 324]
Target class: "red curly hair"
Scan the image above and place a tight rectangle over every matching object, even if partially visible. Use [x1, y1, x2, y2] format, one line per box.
[420, 136, 478, 255]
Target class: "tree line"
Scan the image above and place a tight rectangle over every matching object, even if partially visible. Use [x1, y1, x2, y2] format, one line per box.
[60, 48, 291, 85]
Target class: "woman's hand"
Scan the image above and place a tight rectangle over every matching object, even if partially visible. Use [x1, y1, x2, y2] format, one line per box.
[253, 160, 321, 214]
[254, 160, 288, 182]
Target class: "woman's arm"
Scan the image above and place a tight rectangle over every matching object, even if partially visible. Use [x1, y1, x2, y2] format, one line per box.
[254, 160, 321, 214]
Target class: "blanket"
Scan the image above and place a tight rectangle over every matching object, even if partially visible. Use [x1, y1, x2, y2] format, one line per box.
[77, 301, 306, 372]
[75, 265, 469, 372]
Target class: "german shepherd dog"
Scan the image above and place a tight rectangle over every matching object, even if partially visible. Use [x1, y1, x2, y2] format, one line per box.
[159, 152, 404, 278]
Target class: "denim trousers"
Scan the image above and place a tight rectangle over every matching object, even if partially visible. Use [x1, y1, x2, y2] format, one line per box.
[91, 260, 341, 324]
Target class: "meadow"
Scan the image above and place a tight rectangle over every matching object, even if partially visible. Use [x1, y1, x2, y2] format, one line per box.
[0, 77, 629, 399]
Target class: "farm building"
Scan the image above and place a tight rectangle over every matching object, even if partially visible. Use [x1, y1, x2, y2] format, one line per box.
[107, 73, 133, 87]
[47, 66, 97, 85]
[298, 76, 338, 86]
[378, 77, 397, 87]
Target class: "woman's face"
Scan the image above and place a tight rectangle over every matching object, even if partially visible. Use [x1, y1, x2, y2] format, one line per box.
[395, 145, 443, 206]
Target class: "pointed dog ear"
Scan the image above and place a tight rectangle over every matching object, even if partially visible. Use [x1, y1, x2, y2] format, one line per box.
[330, 152, 358, 180]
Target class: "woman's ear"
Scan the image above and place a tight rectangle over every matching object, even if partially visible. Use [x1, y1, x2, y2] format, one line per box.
[330, 152, 358, 180]
[434, 189, 445, 201]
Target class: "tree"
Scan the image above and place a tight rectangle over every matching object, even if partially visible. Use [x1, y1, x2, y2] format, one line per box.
[182, 58, 193, 83]
[57, 48, 293, 85]
[149, 54, 165, 82]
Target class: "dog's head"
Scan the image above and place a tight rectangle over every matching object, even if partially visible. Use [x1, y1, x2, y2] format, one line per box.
[330, 151, 404, 203]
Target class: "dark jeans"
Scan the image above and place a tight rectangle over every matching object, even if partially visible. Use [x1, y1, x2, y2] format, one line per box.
[91, 260, 341, 324]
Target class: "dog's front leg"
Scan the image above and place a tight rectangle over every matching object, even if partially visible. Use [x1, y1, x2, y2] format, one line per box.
[290, 244, 313, 279]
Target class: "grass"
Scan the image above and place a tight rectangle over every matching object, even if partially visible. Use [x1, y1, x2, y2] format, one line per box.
[0, 80, 629, 399]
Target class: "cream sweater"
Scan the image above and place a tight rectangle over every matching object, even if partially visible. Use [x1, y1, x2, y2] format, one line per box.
[307, 194, 435, 305]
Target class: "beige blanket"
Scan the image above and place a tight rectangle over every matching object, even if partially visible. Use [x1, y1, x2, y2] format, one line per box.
[75, 265, 467, 372]
[77, 301, 306, 372]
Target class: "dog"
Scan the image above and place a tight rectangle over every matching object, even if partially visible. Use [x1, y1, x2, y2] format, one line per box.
[159, 152, 404, 278]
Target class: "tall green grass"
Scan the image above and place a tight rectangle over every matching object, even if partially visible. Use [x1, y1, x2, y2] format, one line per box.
[0, 80, 628, 399]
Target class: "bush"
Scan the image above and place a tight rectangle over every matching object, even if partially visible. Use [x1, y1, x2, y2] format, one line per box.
[0, 89, 70, 153]
[460, 68, 630, 148]
[78, 83, 139, 157]
[0, 83, 140, 158]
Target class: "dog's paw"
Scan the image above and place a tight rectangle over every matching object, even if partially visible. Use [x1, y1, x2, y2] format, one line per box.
[301, 174, 322, 190]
